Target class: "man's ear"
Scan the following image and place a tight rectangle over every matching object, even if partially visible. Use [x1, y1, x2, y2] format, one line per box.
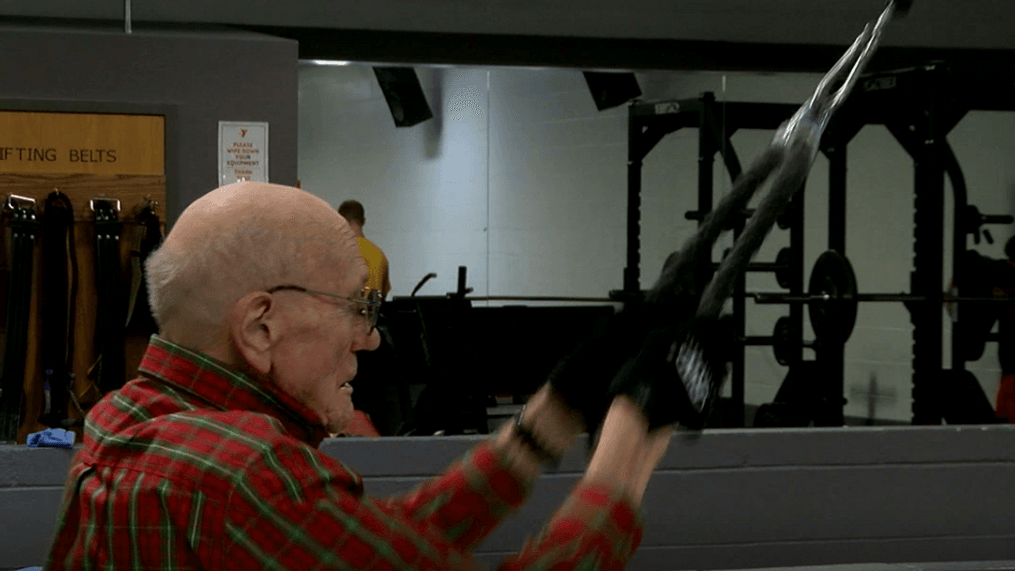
[228, 291, 281, 376]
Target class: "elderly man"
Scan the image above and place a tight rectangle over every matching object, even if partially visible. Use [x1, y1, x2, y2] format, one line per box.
[45, 182, 675, 571]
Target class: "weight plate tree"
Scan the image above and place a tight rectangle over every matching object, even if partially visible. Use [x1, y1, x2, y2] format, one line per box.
[621, 94, 802, 427]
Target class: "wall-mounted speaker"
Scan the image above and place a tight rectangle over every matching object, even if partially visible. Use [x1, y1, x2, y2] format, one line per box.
[582, 71, 642, 111]
[372, 67, 434, 127]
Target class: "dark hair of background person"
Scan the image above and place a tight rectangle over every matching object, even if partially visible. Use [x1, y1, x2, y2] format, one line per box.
[338, 200, 366, 226]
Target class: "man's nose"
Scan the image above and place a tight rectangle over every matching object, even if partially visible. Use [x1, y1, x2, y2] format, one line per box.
[355, 327, 381, 352]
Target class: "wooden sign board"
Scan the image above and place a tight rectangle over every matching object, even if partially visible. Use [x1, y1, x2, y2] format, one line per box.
[0, 111, 164, 176]
[0, 110, 167, 443]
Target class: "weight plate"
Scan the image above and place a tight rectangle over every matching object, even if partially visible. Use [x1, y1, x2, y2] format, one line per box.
[807, 250, 858, 343]
[772, 315, 798, 366]
[775, 247, 795, 290]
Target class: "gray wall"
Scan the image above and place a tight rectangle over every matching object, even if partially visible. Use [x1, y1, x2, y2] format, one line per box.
[0, 22, 299, 226]
[3, 426, 1014, 569]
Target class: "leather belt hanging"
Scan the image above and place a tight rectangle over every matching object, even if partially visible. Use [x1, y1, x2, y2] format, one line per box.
[125, 201, 162, 334]
[90, 198, 126, 395]
[0, 205, 7, 326]
[39, 190, 78, 427]
[0, 196, 40, 442]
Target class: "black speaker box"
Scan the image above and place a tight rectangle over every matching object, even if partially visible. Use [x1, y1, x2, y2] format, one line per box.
[582, 71, 642, 111]
[373, 67, 434, 128]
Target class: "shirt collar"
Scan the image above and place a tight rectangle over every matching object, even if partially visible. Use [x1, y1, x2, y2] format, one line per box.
[137, 335, 329, 448]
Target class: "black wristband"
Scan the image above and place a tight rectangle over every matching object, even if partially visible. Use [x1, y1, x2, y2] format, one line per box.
[512, 406, 562, 465]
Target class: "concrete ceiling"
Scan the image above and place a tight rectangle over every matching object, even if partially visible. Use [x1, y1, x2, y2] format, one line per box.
[1, 0, 1012, 51]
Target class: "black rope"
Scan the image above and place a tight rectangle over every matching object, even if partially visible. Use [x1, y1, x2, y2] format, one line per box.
[0, 203, 40, 442]
[645, 146, 784, 321]
[697, 141, 812, 320]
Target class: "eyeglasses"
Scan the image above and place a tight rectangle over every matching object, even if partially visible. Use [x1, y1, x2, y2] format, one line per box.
[266, 284, 382, 333]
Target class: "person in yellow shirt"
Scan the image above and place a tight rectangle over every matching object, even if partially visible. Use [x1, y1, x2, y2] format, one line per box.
[337, 200, 398, 435]
[337, 200, 391, 300]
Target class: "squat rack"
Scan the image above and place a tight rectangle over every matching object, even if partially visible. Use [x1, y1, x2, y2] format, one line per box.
[819, 61, 1015, 425]
[617, 93, 802, 428]
[621, 63, 1015, 427]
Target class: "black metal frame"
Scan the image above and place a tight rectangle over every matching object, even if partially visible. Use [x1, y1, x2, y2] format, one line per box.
[623, 64, 1015, 428]
[820, 62, 1015, 425]
[620, 93, 800, 427]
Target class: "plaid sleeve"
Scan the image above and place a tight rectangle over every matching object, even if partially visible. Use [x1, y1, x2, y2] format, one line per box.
[220, 439, 526, 570]
[222, 439, 639, 571]
[496, 483, 644, 571]
[377, 440, 533, 552]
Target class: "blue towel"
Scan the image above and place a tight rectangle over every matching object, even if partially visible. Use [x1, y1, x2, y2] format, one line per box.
[26, 428, 75, 448]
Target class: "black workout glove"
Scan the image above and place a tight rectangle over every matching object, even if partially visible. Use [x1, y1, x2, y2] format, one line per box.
[545, 306, 649, 433]
[545, 252, 712, 434]
[607, 314, 734, 431]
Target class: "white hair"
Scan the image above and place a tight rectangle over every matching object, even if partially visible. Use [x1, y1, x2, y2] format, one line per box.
[145, 211, 357, 349]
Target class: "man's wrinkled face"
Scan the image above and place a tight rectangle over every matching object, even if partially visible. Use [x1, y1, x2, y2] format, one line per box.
[269, 257, 380, 434]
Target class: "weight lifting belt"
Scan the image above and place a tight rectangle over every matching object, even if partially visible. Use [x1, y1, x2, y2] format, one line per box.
[125, 205, 162, 334]
[0, 203, 40, 442]
[90, 201, 126, 394]
[39, 191, 78, 427]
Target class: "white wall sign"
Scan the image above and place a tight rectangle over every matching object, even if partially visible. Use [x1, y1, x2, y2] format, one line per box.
[218, 121, 269, 185]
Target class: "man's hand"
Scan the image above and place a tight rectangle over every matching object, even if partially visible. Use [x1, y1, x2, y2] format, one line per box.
[584, 396, 675, 507]
[607, 314, 733, 431]
[492, 385, 584, 481]
[546, 252, 714, 434]
[544, 309, 642, 433]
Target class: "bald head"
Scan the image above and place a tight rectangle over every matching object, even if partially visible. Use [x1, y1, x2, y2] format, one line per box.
[168, 181, 349, 261]
[146, 181, 363, 348]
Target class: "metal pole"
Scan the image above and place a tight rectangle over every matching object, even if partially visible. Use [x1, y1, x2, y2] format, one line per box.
[911, 141, 946, 425]
[942, 144, 968, 371]
[124, 0, 132, 34]
[824, 144, 848, 426]
[698, 94, 744, 426]
[828, 146, 847, 254]
[752, 293, 1015, 304]
[625, 105, 642, 293]
[788, 183, 805, 365]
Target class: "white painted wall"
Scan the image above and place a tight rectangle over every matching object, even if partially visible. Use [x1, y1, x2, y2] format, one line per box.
[298, 65, 490, 298]
[298, 63, 1015, 424]
[488, 68, 629, 298]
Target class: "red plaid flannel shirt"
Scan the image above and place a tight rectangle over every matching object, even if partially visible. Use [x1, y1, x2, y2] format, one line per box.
[45, 336, 643, 570]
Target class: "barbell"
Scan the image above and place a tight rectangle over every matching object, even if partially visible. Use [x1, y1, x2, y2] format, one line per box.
[754, 293, 1015, 303]
[747, 250, 1014, 344]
